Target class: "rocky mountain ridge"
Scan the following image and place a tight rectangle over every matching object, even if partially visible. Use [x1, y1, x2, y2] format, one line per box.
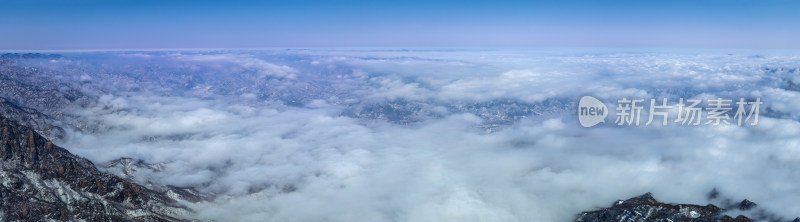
[0, 114, 192, 221]
[576, 192, 800, 222]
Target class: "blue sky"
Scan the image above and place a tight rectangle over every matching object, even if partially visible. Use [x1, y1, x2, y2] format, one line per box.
[1, 0, 799, 50]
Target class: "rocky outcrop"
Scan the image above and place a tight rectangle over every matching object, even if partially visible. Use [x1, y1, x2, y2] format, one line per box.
[576, 193, 750, 222]
[576, 192, 800, 222]
[0, 115, 191, 221]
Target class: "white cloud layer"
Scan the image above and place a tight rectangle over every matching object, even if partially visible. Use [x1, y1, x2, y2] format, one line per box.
[41, 49, 800, 221]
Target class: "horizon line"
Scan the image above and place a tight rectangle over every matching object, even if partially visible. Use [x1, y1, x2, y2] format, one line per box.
[3, 46, 800, 53]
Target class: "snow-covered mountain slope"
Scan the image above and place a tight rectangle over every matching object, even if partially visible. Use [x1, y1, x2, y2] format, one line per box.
[0, 115, 192, 221]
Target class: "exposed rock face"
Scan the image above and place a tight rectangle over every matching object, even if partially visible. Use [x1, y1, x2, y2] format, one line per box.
[576, 193, 751, 222]
[0, 115, 191, 221]
[738, 199, 757, 211]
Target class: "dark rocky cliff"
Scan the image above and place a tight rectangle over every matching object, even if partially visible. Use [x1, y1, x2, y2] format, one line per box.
[0, 115, 191, 221]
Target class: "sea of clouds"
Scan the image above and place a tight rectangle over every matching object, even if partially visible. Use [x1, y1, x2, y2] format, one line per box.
[32, 49, 800, 221]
